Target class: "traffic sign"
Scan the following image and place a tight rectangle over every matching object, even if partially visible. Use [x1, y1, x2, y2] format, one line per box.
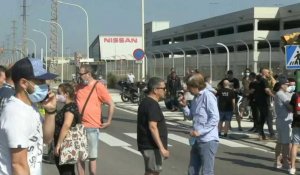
[286, 45, 300, 70]
[133, 48, 145, 61]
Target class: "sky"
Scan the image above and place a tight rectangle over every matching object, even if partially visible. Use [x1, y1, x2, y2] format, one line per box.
[0, 0, 299, 57]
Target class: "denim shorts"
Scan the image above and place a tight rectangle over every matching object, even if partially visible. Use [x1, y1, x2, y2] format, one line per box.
[85, 128, 100, 159]
[140, 149, 163, 173]
[219, 111, 233, 122]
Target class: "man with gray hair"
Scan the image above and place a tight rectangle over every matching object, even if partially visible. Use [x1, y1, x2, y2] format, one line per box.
[137, 77, 169, 175]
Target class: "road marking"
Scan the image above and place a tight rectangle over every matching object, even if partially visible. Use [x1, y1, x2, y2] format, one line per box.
[168, 134, 189, 145]
[122, 146, 142, 156]
[219, 138, 249, 148]
[124, 133, 172, 147]
[100, 133, 131, 147]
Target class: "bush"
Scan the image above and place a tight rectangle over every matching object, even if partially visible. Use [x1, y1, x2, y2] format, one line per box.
[107, 73, 117, 88]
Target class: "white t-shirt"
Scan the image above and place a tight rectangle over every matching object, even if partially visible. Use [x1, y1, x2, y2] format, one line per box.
[127, 74, 135, 83]
[0, 96, 43, 175]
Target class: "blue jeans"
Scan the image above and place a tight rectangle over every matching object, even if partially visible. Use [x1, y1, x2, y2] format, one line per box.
[188, 140, 219, 175]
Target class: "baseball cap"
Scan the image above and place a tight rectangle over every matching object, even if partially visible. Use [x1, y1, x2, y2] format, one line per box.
[277, 76, 289, 86]
[11, 57, 57, 83]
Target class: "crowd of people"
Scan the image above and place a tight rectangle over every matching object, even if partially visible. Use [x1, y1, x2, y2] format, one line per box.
[1, 56, 300, 175]
[153, 66, 300, 175]
[0, 57, 115, 175]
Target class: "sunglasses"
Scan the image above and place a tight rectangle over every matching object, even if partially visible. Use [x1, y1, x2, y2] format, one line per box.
[79, 72, 89, 76]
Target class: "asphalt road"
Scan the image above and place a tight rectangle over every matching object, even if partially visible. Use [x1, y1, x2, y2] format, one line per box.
[42, 106, 297, 175]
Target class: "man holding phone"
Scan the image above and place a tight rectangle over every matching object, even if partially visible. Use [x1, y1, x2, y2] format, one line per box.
[0, 57, 57, 175]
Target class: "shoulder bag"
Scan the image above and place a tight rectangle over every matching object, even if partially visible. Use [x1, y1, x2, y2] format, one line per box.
[59, 81, 98, 165]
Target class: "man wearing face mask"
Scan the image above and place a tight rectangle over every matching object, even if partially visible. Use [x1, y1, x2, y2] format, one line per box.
[76, 64, 115, 175]
[0, 57, 57, 175]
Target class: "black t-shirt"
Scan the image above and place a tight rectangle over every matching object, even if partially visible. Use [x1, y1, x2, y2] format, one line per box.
[248, 81, 258, 103]
[54, 102, 81, 143]
[290, 93, 300, 128]
[137, 96, 168, 151]
[255, 78, 269, 106]
[217, 88, 235, 112]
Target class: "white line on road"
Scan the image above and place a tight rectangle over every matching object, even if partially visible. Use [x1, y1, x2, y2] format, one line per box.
[124, 133, 173, 147]
[100, 132, 131, 147]
[122, 146, 141, 156]
[168, 134, 189, 145]
[219, 138, 249, 148]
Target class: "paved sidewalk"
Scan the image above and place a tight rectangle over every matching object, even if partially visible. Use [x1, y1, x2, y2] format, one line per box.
[109, 89, 278, 151]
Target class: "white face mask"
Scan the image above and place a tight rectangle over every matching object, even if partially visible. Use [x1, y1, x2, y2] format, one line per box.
[56, 94, 66, 103]
[287, 85, 296, 93]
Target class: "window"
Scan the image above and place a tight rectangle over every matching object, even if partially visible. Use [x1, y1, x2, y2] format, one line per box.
[200, 30, 215, 38]
[186, 33, 198, 41]
[237, 44, 253, 51]
[200, 48, 215, 54]
[217, 27, 234, 36]
[162, 39, 172, 45]
[258, 20, 280, 31]
[237, 23, 254, 33]
[173, 36, 184, 43]
[217, 46, 234, 53]
[283, 20, 300, 30]
[152, 40, 161, 46]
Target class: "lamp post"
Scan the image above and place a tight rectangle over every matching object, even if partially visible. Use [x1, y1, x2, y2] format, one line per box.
[200, 45, 212, 81]
[217, 42, 230, 71]
[175, 47, 186, 76]
[258, 37, 272, 70]
[153, 50, 165, 79]
[141, 0, 145, 80]
[58, 1, 89, 59]
[33, 29, 48, 71]
[39, 18, 64, 83]
[24, 37, 36, 58]
[163, 49, 174, 68]
[186, 46, 199, 69]
[236, 40, 249, 69]
[146, 52, 156, 76]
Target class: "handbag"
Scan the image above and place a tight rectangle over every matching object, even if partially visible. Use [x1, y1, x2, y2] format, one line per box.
[59, 124, 88, 165]
[59, 81, 98, 165]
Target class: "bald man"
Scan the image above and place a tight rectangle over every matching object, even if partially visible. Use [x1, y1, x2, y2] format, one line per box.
[216, 80, 236, 137]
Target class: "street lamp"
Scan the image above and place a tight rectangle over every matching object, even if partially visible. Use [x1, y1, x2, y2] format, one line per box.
[236, 40, 249, 69]
[258, 37, 272, 70]
[162, 49, 174, 68]
[33, 29, 48, 71]
[24, 37, 36, 58]
[200, 45, 213, 81]
[217, 42, 230, 71]
[175, 47, 186, 76]
[57, 1, 89, 59]
[186, 46, 199, 69]
[153, 50, 165, 79]
[141, 0, 145, 80]
[39, 18, 64, 83]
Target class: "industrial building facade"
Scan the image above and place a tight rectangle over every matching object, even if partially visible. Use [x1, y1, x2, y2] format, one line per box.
[145, 3, 300, 80]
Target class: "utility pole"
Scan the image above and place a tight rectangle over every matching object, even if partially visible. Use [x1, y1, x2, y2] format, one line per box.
[21, 0, 27, 55]
[50, 0, 59, 72]
[12, 20, 17, 61]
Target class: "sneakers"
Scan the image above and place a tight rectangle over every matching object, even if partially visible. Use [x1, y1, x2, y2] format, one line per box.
[289, 168, 296, 175]
[274, 162, 282, 169]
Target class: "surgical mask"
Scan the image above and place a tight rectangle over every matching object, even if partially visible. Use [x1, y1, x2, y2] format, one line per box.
[83, 80, 89, 85]
[26, 83, 49, 103]
[56, 94, 66, 103]
[287, 85, 296, 93]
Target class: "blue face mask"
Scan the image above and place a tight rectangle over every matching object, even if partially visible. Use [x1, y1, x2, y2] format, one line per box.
[26, 83, 49, 103]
